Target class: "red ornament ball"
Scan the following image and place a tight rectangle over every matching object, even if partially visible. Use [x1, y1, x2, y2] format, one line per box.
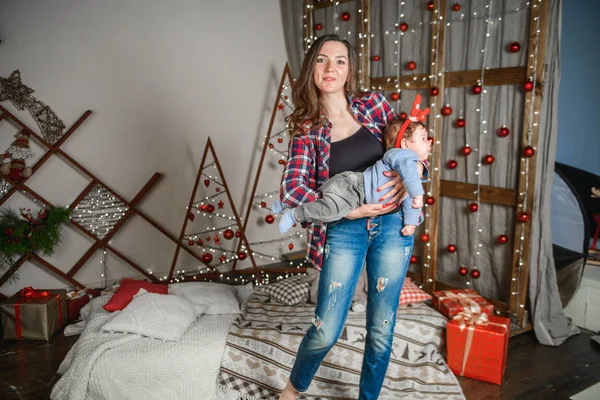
[523, 146, 535, 158]
[447, 159, 458, 169]
[427, 136, 435, 146]
[426, 1, 434, 11]
[430, 86, 439, 96]
[447, 244, 457, 253]
[235, 231, 242, 238]
[188, 240, 194, 246]
[470, 269, 481, 279]
[452, 3, 461, 11]
[201, 253, 213, 263]
[400, 112, 408, 119]
[223, 229, 234, 240]
[497, 234, 509, 244]
[215, 188, 220, 192]
[237, 252, 247, 260]
[278, 137, 283, 143]
[517, 211, 531, 222]
[265, 214, 275, 224]
[268, 143, 274, 149]
[288, 243, 294, 250]
[468, 202, 479, 213]
[425, 196, 435, 205]
[372, 55, 381, 62]
[406, 61, 417, 71]
[509, 41, 521, 53]
[522, 80, 534, 92]
[459, 266, 469, 276]
[461, 146, 472, 156]
[206, 204, 215, 213]
[410, 255, 418, 264]
[278, 159, 286, 165]
[341, 11, 350, 21]
[482, 154, 495, 165]
[399, 22, 409, 32]
[497, 126, 510, 138]
[472, 84, 482, 95]
[390, 92, 400, 101]
[420, 233, 430, 243]
[455, 118, 466, 128]
[260, 201, 267, 208]
[441, 105, 453, 116]
[315, 23, 323, 31]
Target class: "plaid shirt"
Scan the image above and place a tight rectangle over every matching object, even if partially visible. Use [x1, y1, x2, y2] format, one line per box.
[280, 91, 397, 270]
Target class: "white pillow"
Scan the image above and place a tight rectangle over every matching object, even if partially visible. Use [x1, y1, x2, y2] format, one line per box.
[101, 289, 203, 341]
[168, 282, 241, 315]
[234, 283, 255, 305]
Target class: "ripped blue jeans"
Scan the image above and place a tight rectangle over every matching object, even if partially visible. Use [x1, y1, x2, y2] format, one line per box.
[289, 213, 414, 400]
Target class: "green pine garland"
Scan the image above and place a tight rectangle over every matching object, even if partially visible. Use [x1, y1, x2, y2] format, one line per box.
[0, 206, 71, 281]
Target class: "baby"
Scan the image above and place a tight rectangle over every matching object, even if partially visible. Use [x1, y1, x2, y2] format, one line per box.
[274, 95, 431, 236]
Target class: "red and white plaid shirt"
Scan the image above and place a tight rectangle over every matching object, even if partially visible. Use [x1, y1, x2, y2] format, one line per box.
[279, 91, 397, 270]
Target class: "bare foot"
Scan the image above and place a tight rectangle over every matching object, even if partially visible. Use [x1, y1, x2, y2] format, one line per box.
[278, 379, 299, 400]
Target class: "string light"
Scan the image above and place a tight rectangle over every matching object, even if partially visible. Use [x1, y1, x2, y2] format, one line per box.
[71, 184, 127, 238]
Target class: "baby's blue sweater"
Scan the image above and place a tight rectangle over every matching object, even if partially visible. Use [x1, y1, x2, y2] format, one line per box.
[362, 148, 425, 226]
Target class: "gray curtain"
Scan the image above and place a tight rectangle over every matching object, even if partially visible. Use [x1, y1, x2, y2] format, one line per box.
[279, 0, 578, 345]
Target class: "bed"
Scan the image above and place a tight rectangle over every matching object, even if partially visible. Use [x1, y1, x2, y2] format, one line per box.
[51, 280, 465, 400]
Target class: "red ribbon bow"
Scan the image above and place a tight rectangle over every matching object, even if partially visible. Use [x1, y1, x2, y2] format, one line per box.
[19, 286, 50, 298]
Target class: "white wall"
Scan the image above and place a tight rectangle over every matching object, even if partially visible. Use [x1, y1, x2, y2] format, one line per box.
[0, 0, 290, 295]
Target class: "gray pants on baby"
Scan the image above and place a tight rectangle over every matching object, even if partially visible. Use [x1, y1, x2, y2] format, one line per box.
[295, 171, 365, 224]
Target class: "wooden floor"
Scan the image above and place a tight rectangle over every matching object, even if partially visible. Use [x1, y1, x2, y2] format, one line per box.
[1, 328, 599, 400]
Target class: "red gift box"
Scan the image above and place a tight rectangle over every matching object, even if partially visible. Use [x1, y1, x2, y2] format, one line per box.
[446, 312, 510, 385]
[432, 289, 494, 318]
[67, 288, 101, 321]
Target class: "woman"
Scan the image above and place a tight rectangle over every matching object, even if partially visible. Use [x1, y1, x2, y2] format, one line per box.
[278, 34, 414, 400]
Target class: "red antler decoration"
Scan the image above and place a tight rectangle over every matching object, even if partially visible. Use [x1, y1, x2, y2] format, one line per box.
[395, 94, 430, 148]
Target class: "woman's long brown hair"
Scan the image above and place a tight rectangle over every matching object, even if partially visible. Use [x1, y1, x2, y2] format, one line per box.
[287, 34, 362, 136]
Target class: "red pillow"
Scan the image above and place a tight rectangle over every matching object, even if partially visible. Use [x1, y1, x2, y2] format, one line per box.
[103, 278, 168, 312]
[399, 278, 432, 306]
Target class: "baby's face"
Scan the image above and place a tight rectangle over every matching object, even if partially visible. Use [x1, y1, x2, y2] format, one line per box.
[404, 127, 431, 161]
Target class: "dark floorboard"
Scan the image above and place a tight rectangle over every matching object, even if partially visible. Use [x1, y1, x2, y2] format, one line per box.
[1, 328, 599, 399]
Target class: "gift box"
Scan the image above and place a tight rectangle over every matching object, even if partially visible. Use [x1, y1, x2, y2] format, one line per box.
[446, 312, 510, 385]
[67, 288, 101, 321]
[0, 287, 67, 340]
[432, 288, 494, 318]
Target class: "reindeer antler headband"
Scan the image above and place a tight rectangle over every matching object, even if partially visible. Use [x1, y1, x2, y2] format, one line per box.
[395, 94, 430, 148]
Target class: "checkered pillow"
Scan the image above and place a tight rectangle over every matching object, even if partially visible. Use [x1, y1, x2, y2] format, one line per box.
[262, 275, 309, 305]
[399, 278, 431, 306]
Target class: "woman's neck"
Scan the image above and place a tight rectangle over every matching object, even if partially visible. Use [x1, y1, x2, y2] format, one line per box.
[320, 91, 349, 119]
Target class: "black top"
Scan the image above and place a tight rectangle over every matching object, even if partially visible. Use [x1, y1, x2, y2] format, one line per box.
[329, 126, 385, 177]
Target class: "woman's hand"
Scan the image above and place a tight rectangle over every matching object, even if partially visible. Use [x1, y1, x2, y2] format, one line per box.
[378, 170, 406, 206]
[345, 202, 398, 219]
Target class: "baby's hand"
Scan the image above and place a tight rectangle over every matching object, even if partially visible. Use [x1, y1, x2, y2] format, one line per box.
[401, 225, 416, 236]
[412, 195, 423, 209]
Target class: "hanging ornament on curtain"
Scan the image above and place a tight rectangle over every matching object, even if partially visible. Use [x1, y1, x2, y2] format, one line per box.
[452, 3, 461, 11]
[497, 126, 510, 137]
[497, 234, 509, 244]
[430, 86, 439, 96]
[458, 266, 468, 276]
[461, 146, 472, 156]
[455, 118, 466, 128]
[468, 202, 479, 213]
[470, 269, 481, 279]
[399, 22, 409, 32]
[447, 159, 458, 169]
[406, 61, 417, 71]
[426, 1, 434, 11]
[202, 253, 213, 263]
[224, 229, 234, 240]
[425, 196, 435, 205]
[472, 83, 483, 95]
[265, 214, 275, 224]
[420, 233, 430, 243]
[517, 211, 531, 222]
[522, 80, 534, 92]
[447, 244, 457, 253]
[391, 92, 400, 101]
[509, 41, 521, 53]
[523, 146, 535, 157]
[410, 255, 418, 263]
[372, 55, 381, 62]
[482, 154, 495, 165]
[315, 23, 323, 31]
[441, 105, 453, 116]
[341, 12, 350, 21]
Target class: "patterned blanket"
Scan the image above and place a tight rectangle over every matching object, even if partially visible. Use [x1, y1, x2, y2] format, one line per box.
[214, 293, 465, 400]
